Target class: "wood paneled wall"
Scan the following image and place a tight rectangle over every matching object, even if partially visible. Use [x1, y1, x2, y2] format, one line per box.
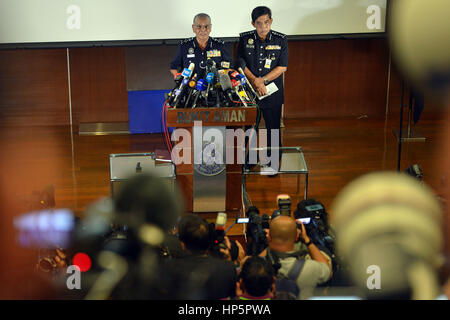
[0, 38, 446, 127]
[0, 49, 70, 126]
[284, 38, 390, 119]
[69, 47, 128, 124]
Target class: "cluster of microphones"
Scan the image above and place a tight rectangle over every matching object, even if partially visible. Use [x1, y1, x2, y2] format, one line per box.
[166, 59, 258, 108]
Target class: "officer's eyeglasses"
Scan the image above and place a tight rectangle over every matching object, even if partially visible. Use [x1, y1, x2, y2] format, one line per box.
[194, 24, 211, 31]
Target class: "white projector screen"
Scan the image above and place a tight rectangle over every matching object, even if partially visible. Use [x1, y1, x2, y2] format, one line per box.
[0, 0, 387, 46]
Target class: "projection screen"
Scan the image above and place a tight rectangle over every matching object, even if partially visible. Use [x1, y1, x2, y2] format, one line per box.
[0, 0, 387, 47]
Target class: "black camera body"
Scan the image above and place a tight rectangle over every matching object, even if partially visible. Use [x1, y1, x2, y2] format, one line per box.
[209, 213, 239, 261]
[294, 199, 336, 259]
[245, 207, 269, 256]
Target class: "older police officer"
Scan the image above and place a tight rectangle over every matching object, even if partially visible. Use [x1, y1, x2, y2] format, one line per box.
[237, 6, 288, 173]
[170, 13, 231, 80]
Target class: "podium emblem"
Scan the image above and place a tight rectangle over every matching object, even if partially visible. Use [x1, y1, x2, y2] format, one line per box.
[194, 142, 225, 176]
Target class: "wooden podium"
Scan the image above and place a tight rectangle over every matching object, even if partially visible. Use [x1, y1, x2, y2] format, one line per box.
[166, 107, 257, 214]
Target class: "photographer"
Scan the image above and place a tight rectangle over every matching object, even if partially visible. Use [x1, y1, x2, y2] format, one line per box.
[162, 214, 237, 299]
[261, 216, 332, 299]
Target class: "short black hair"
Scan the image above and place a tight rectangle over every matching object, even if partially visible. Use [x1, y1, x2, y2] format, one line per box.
[251, 6, 272, 23]
[178, 215, 211, 253]
[240, 256, 274, 297]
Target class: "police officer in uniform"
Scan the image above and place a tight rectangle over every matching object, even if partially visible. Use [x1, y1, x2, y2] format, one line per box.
[237, 6, 288, 173]
[170, 13, 231, 80]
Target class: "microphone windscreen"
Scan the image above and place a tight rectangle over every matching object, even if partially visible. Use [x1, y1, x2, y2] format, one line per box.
[206, 72, 215, 84]
[219, 73, 232, 90]
[197, 79, 207, 91]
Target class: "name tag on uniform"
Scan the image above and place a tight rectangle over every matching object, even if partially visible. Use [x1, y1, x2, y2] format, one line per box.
[187, 54, 195, 58]
[206, 50, 221, 58]
[265, 45, 281, 50]
[264, 58, 272, 69]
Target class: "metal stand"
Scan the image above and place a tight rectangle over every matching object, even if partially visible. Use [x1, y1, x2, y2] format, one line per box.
[244, 146, 309, 199]
[393, 81, 427, 171]
[393, 83, 426, 143]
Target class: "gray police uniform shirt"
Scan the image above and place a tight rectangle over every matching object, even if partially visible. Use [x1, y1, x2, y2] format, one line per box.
[170, 37, 231, 80]
[236, 29, 288, 108]
[277, 252, 331, 300]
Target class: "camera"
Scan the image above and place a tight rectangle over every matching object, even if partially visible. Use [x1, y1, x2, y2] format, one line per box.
[294, 199, 336, 259]
[209, 213, 239, 261]
[245, 206, 269, 256]
[277, 194, 292, 216]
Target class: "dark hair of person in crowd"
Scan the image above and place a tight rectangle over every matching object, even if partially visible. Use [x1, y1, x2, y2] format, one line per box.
[177, 215, 211, 254]
[239, 256, 275, 297]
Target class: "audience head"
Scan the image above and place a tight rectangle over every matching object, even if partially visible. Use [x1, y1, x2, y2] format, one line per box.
[178, 214, 211, 254]
[269, 215, 299, 251]
[238, 256, 275, 298]
[331, 171, 444, 299]
[114, 173, 183, 233]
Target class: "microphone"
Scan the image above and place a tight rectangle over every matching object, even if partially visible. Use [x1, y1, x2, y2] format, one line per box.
[183, 63, 195, 78]
[196, 78, 207, 91]
[184, 73, 198, 108]
[235, 60, 257, 98]
[167, 68, 184, 104]
[219, 72, 235, 106]
[171, 63, 195, 107]
[192, 78, 207, 108]
[229, 71, 250, 105]
[207, 59, 219, 84]
[172, 78, 189, 108]
[205, 72, 215, 101]
[237, 73, 256, 101]
[206, 59, 216, 72]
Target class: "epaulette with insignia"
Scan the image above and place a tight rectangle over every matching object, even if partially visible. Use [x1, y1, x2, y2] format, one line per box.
[271, 31, 286, 39]
[211, 37, 225, 44]
[181, 37, 194, 44]
[239, 30, 254, 38]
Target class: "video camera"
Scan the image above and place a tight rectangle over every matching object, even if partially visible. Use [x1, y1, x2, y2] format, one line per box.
[294, 199, 335, 258]
[237, 206, 269, 256]
[239, 195, 336, 258]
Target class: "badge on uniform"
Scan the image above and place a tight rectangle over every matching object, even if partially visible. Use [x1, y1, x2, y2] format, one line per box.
[264, 58, 272, 69]
[187, 47, 195, 58]
[207, 50, 221, 58]
[265, 45, 281, 50]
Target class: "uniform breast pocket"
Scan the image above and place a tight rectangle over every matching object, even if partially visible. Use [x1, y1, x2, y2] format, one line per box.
[269, 50, 281, 61]
[212, 56, 224, 66]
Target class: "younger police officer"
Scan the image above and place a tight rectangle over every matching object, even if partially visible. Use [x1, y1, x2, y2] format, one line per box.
[170, 13, 231, 80]
[237, 6, 288, 172]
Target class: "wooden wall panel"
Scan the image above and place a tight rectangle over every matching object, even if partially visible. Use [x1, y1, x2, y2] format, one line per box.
[69, 47, 128, 124]
[284, 38, 390, 119]
[0, 49, 70, 126]
[1, 39, 447, 127]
